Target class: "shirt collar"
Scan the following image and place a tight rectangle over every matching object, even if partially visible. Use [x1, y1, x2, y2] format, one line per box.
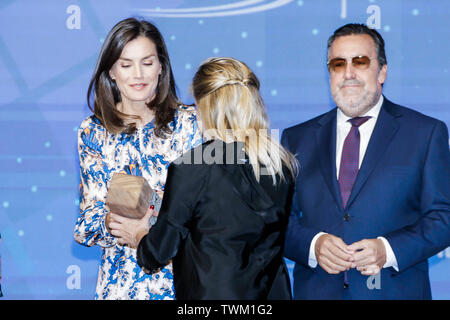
[337, 95, 384, 125]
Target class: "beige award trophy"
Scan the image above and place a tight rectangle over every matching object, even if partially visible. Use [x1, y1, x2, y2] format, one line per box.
[105, 173, 153, 219]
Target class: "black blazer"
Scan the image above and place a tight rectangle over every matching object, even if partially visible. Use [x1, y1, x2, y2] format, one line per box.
[137, 140, 294, 300]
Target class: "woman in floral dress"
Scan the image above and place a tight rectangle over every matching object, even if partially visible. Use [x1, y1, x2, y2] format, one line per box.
[74, 18, 202, 300]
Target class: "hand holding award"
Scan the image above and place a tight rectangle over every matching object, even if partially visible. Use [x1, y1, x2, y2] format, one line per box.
[105, 173, 162, 248]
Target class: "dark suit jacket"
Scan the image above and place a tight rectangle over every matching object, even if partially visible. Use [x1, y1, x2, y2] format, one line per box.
[281, 97, 450, 300]
[137, 140, 294, 300]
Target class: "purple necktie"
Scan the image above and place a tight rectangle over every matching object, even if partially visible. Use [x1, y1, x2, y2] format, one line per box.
[338, 116, 371, 209]
[339, 116, 371, 288]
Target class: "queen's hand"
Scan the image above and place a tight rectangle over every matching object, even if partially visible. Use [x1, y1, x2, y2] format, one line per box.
[106, 207, 157, 249]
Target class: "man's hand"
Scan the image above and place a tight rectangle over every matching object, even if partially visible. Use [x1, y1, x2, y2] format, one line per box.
[347, 239, 386, 276]
[315, 234, 354, 274]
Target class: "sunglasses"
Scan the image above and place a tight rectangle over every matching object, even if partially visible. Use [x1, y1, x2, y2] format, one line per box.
[327, 55, 376, 73]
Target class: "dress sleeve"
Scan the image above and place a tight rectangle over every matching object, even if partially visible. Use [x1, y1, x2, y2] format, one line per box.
[73, 118, 116, 248]
[178, 105, 204, 153]
[136, 156, 208, 272]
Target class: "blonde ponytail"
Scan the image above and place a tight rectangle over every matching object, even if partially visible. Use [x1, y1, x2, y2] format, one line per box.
[192, 57, 298, 183]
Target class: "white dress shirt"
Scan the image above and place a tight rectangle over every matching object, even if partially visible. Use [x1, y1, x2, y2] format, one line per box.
[308, 96, 399, 272]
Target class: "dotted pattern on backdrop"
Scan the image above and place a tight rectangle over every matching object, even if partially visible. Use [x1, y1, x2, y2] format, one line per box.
[0, 0, 449, 299]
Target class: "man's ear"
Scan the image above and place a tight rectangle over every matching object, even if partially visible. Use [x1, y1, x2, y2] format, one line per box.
[378, 64, 387, 85]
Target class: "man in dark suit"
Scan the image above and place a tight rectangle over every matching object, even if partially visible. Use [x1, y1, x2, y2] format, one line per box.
[282, 23, 450, 299]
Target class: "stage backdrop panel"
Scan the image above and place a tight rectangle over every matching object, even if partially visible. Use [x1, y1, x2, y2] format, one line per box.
[0, 0, 449, 299]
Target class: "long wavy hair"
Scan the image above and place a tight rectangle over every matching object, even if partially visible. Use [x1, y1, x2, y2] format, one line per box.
[192, 57, 298, 183]
[87, 18, 180, 137]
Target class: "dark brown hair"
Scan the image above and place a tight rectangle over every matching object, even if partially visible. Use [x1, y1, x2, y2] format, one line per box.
[87, 18, 179, 137]
[327, 23, 387, 68]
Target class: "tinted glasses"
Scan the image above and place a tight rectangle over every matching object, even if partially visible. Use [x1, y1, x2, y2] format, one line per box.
[327, 55, 376, 73]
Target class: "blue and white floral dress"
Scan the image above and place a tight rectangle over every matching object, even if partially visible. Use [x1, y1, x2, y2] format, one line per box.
[74, 105, 202, 300]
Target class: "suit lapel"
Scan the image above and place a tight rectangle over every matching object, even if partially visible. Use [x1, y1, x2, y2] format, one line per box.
[345, 98, 401, 209]
[316, 109, 344, 211]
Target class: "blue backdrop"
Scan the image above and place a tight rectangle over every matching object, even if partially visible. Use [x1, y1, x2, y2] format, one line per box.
[0, 0, 449, 299]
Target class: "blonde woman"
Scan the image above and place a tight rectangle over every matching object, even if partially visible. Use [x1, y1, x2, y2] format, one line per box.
[108, 57, 298, 299]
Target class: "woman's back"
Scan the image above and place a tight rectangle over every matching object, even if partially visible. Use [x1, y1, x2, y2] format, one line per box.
[137, 140, 293, 299]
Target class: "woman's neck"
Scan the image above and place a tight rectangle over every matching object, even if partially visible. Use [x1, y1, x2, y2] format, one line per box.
[117, 100, 154, 126]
